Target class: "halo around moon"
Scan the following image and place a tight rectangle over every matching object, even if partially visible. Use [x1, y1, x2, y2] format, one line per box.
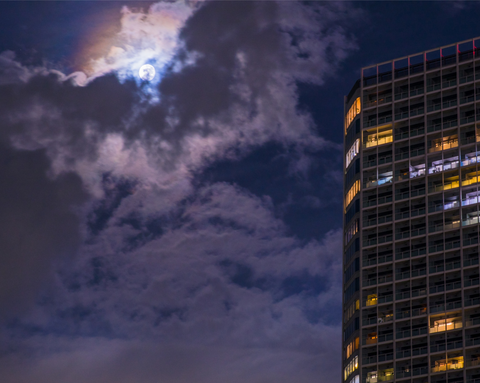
[139, 64, 156, 81]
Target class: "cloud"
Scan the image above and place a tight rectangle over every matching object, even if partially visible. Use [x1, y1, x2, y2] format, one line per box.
[0, 143, 87, 322]
[0, 1, 359, 381]
[5, 183, 343, 382]
[0, 336, 341, 383]
[86, 1, 195, 82]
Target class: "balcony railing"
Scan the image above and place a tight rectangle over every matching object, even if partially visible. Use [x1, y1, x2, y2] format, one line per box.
[412, 288, 427, 297]
[461, 115, 476, 125]
[466, 337, 480, 346]
[465, 278, 479, 287]
[396, 291, 410, 300]
[395, 112, 409, 120]
[466, 317, 480, 327]
[431, 359, 464, 373]
[410, 88, 424, 96]
[427, 83, 441, 92]
[396, 350, 411, 359]
[464, 258, 479, 267]
[446, 280, 462, 290]
[411, 326, 427, 336]
[396, 329, 411, 339]
[460, 95, 475, 104]
[464, 236, 479, 246]
[460, 74, 474, 83]
[410, 107, 424, 117]
[442, 79, 457, 88]
[430, 321, 463, 333]
[412, 346, 428, 356]
[378, 353, 393, 362]
[465, 297, 480, 307]
[378, 294, 393, 304]
[443, 99, 457, 108]
[466, 358, 480, 368]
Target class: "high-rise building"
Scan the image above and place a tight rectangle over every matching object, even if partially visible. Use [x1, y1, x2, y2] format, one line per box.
[343, 37, 480, 383]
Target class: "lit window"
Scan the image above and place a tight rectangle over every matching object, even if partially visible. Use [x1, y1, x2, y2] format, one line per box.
[344, 355, 359, 380]
[366, 371, 377, 383]
[346, 139, 360, 169]
[366, 294, 377, 306]
[430, 318, 462, 333]
[363, 125, 392, 148]
[345, 98, 361, 134]
[345, 180, 361, 209]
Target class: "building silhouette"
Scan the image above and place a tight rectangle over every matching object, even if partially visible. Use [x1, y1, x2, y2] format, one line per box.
[343, 37, 480, 383]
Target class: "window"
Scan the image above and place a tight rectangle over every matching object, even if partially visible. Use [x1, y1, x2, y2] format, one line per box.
[429, 317, 463, 333]
[344, 355, 358, 381]
[366, 371, 377, 383]
[366, 294, 377, 306]
[363, 125, 393, 148]
[345, 337, 359, 360]
[345, 180, 361, 209]
[346, 139, 360, 169]
[345, 97, 361, 133]
[344, 299, 360, 323]
[432, 357, 464, 372]
[345, 219, 359, 245]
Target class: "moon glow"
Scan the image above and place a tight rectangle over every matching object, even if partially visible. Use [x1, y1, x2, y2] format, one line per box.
[139, 64, 156, 81]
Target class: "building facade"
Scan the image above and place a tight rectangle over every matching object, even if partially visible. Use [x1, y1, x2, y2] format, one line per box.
[343, 37, 480, 383]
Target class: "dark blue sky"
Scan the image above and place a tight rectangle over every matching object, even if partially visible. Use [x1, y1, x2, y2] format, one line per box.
[0, 1, 479, 383]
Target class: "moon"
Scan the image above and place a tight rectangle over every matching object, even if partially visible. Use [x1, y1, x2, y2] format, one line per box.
[139, 64, 155, 81]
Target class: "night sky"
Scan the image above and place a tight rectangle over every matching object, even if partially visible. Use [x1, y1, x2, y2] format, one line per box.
[0, 2, 479, 382]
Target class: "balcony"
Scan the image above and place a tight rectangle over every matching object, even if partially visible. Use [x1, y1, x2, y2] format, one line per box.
[412, 326, 428, 336]
[460, 74, 474, 84]
[443, 79, 457, 88]
[466, 317, 480, 327]
[410, 87, 424, 96]
[431, 357, 464, 373]
[394, 91, 408, 101]
[443, 99, 457, 109]
[365, 333, 378, 345]
[465, 357, 480, 368]
[367, 369, 394, 383]
[378, 294, 393, 304]
[364, 130, 393, 148]
[395, 111, 409, 120]
[461, 115, 476, 125]
[465, 297, 480, 307]
[410, 107, 424, 117]
[412, 346, 428, 356]
[366, 294, 378, 306]
[466, 337, 480, 346]
[429, 318, 463, 333]
[427, 83, 441, 92]
[463, 214, 480, 227]
[466, 277, 480, 289]
[460, 95, 475, 104]
[428, 137, 458, 153]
